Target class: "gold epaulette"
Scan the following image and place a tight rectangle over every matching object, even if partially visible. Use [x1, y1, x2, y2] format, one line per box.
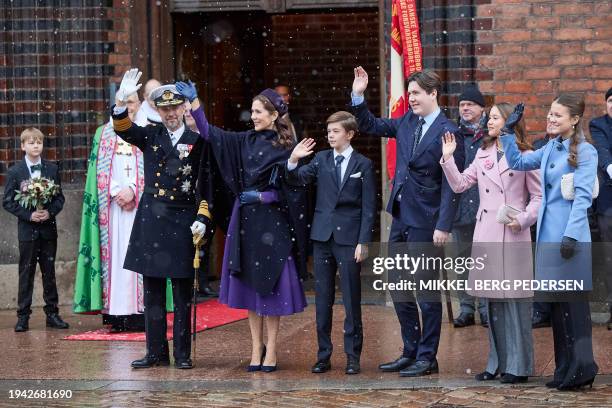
[113, 115, 132, 132]
[198, 200, 212, 221]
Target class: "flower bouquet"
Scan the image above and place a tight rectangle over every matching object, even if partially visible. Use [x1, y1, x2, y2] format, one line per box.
[14, 176, 60, 210]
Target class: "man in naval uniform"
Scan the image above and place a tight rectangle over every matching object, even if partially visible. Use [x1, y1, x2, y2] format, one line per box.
[111, 68, 211, 369]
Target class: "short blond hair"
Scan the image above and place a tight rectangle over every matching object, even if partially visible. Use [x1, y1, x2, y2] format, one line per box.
[326, 111, 358, 134]
[20, 127, 44, 144]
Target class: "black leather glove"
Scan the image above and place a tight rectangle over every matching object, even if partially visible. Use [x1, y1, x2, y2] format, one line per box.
[239, 191, 261, 206]
[560, 236, 577, 260]
[501, 102, 525, 135]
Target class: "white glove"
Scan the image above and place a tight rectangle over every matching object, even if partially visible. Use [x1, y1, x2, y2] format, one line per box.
[190, 221, 206, 237]
[607, 164, 612, 180]
[115, 68, 142, 102]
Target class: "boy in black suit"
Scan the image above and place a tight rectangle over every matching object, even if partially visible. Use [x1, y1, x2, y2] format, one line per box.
[286, 111, 376, 375]
[2, 128, 68, 332]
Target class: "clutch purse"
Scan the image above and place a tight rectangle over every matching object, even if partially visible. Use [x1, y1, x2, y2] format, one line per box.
[496, 204, 521, 224]
[560, 172, 599, 200]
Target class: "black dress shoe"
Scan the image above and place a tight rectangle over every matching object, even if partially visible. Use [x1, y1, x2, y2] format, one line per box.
[475, 370, 498, 381]
[532, 314, 551, 329]
[311, 360, 331, 374]
[480, 314, 489, 328]
[378, 356, 414, 372]
[453, 312, 475, 328]
[198, 285, 219, 298]
[545, 379, 562, 388]
[499, 373, 528, 384]
[175, 358, 193, 369]
[399, 359, 439, 377]
[131, 354, 170, 369]
[606, 313, 611, 331]
[46, 314, 69, 329]
[14, 317, 29, 332]
[345, 358, 360, 375]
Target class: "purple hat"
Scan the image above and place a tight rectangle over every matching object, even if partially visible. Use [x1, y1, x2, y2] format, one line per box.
[258, 88, 288, 115]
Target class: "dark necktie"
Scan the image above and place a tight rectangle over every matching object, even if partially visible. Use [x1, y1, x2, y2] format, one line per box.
[30, 164, 42, 173]
[412, 118, 426, 155]
[335, 155, 345, 186]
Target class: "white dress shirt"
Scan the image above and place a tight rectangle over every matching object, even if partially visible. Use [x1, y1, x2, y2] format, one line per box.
[25, 156, 42, 178]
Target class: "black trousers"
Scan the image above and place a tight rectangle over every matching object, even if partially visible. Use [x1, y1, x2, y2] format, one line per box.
[143, 276, 193, 360]
[313, 239, 363, 362]
[389, 218, 442, 362]
[550, 300, 598, 386]
[597, 214, 612, 305]
[17, 238, 59, 317]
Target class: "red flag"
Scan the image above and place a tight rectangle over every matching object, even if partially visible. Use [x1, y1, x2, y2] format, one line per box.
[387, 0, 422, 181]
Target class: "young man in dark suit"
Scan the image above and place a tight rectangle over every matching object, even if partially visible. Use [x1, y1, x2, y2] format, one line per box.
[3, 127, 68, 332]
[350, 67, 464, 377]
[590, 86, 612, 330]
[286, 111, 376, 375]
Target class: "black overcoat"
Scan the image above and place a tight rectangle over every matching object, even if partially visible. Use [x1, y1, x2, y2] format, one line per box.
[206, 125, 309, 295]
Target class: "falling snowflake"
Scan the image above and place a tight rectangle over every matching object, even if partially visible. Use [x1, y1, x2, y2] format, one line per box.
[181, 180, 191, 192]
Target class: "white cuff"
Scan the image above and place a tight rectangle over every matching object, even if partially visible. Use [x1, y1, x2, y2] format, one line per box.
[287, 160, 298, 171]
[606, 164, 612, 179]
[113, 105, 128, 115]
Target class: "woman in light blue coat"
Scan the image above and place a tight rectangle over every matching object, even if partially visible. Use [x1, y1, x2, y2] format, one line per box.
[500, 94, 598, 391]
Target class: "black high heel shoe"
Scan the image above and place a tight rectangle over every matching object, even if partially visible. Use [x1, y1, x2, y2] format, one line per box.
[246, 345, 266, 372]
[557, 378, 595, 391]
[262, 348, 277, 373]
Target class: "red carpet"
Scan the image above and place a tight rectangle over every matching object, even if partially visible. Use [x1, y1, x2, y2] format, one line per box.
[63, 299, 247, 342]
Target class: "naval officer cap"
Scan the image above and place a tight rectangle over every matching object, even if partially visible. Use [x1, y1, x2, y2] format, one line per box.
[150, 84, 186, 107]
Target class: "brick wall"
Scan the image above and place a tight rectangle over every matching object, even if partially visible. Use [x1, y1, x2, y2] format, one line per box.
[418, 0, 494, 117]
[270, 10, 382, 172]
[0, 0, 122, 184]
[476, 0, 612, 137]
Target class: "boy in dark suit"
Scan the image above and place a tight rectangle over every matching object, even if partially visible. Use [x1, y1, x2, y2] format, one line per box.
[2, 127, 68, 332]
[286, 111, 376, 375]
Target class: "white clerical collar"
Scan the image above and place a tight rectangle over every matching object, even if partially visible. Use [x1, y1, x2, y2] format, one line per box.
[168, 124, 185, 146]
[333, 144, 353, 161]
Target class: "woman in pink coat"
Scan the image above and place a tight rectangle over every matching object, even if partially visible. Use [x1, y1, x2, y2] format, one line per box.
[440, 102, 542, 384]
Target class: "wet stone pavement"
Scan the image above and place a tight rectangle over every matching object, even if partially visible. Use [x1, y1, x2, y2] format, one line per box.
[0, 305, 610, 407]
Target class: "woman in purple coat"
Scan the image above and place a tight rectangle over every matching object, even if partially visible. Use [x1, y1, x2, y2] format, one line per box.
[176, 82, 307, 372]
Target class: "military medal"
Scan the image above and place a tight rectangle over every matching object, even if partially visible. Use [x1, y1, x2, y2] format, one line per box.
[180, 164, 192, 176]
[181, 180, 192, 193]
[177, 143, 193, 159]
